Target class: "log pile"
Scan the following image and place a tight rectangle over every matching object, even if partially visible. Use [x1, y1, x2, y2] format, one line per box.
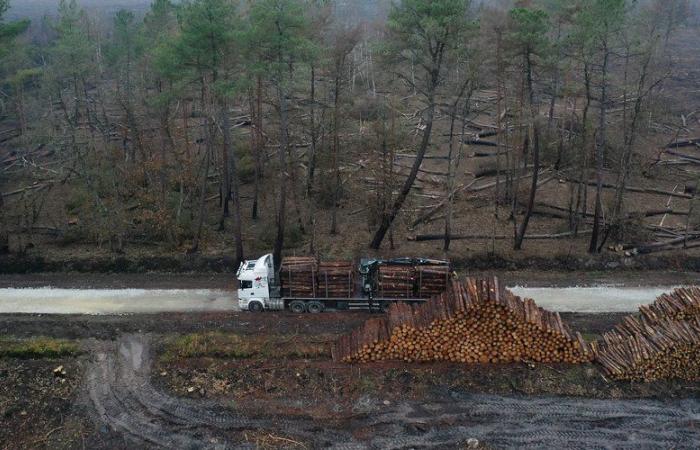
[639, 287, 700, 322]
[593, 315, 700, 382]
[416, 264, 450, 298]
[333, 277, 592, 364]
[593, 287, 700, 381]
[317, 261, 354, 298]
[280, 256, 317, 298]
[377, 265, 415, 299]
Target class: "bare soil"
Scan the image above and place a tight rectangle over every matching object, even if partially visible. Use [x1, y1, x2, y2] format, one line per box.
[0, 308, 699, 448]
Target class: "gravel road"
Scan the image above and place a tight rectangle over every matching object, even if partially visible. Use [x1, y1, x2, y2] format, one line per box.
[0, 285, 687, 314]
[0, 288, 237, 314]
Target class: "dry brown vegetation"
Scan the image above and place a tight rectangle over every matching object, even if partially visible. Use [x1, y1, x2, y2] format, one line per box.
[0, 1, 698, 271]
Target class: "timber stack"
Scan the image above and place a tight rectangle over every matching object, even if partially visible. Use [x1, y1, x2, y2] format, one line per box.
[333, 277, 592, 364]
[593, 287, 700, 382]
[281, 256, 317, 297]
[318, 261, 354, 298]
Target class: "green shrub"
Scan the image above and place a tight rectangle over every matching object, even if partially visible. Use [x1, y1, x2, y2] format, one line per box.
[161, 332, 331, 361]
[0, 337, 80, 359]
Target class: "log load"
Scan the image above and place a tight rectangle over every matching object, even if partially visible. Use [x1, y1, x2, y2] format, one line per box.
[416, 264, 450, 298]
[593, 287, 700, 381]
[333, 277, 592, 364]
[280, 256, 317, 298]
[378, 265, 415, 299]
[317, 261, 354, 298]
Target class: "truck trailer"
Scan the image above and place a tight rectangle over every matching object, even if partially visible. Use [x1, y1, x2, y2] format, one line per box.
[236, 253, 451, 313]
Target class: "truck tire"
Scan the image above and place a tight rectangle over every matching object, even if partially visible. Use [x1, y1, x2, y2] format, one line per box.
[289, 300, 307, 314]
[306, 301, 324, 314]
[248, 301, 264, 312]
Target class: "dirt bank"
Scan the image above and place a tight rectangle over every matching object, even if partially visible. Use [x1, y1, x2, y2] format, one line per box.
[3, 251, 700, 274]
[0, 269, 697, 290]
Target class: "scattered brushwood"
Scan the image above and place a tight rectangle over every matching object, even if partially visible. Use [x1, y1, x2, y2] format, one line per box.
[280, 256, 317, 298]
[415, 264, 450, 298]
[317, 261, 354, 298]
[593, 315, 700, 382]
[377, 265, 415, 298]
[333, 278, 592, 365]
[640, 287, 700, 322]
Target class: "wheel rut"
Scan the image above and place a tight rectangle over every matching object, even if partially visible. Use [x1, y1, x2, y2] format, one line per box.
[85, 334, 700, 449]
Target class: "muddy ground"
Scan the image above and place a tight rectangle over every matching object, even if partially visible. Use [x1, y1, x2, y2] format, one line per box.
[1, 309, 699, 449]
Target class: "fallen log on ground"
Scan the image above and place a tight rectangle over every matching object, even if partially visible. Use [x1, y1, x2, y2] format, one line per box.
[560, 177, 692, 199]
[409, 230, 592, 242]
[623, 234, 700, 255]
[534, 203, 688, 221]
[470, 150, 509, 158]
[668, 137, 700, 148]
[411, 171, 553, 229]
[333, 277, 592, 364]
[464, 139, 498, 147]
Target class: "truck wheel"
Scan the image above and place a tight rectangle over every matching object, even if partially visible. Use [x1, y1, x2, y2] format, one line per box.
[248, 301, 264, 312]
[306, 301, 324, 314]
[289, 300, 307, 314]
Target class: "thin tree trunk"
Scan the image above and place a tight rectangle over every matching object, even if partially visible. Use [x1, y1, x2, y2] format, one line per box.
[514, 128, 540, 250]
[307, 66, 317, 196]
[191, 121, 213, 254]
[273, 83, 289, 270]
[219, 101, 232, 230]
[514, 50, 539, 250]
[330, 66, 342, 235]
[0, 186, 7, 253]
[251, 77, 263, 220]
[219, 100, 244, 266]
[589, 48, 610, 253]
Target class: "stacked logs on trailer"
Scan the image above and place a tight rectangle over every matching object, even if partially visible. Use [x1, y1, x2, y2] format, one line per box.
[378, 265, 416, 298]
[333, 277, 592, 364]
[317, 261, 354, 298]
[593, 287, 700, 382]
[280, 257, 317, 298]
[416, 264, 450, 298]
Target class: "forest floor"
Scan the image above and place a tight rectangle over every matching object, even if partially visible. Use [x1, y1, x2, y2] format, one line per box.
[1, 307, 700, 449]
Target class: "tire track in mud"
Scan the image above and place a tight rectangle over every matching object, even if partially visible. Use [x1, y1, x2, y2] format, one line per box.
[86, 335, 700, 449]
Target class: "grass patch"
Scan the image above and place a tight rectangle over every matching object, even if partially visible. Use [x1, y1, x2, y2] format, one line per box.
[0, 337, 80, 359]
[161, 332, 333, 361]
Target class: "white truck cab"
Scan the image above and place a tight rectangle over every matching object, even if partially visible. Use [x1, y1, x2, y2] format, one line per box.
[236, 253, 275, 311]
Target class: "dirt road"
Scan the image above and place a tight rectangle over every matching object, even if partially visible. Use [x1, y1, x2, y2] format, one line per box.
[88, 334, 700, 449]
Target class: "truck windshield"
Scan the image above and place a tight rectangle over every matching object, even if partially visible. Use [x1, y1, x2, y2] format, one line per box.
[239, 280, 252, 289]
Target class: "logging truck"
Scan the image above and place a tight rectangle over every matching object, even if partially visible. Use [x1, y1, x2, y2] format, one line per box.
[236, 253, 451, 313]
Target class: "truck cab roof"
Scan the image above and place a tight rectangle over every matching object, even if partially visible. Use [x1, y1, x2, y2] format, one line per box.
[236, 253, 273, 280]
